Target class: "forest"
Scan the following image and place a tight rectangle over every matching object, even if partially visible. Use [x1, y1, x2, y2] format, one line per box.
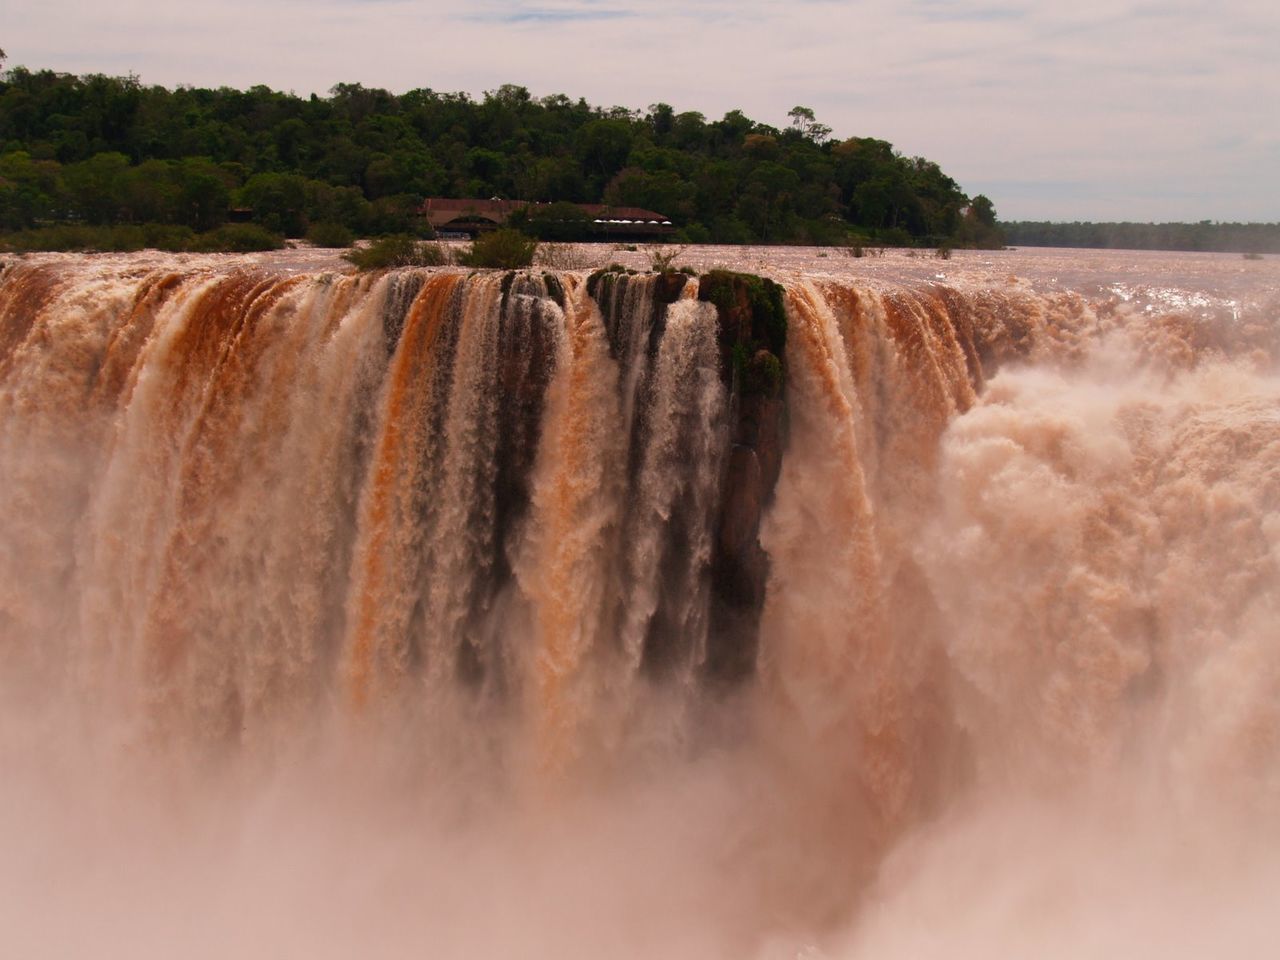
[1002, 221, 1280, 254]
[0, 58, 1004, 251]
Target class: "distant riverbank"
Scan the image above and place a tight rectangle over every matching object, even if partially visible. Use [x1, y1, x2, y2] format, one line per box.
[1001, 220, 1280, 254]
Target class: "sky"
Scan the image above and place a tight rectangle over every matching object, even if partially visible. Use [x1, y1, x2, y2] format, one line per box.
[3, 0, 1278, 222]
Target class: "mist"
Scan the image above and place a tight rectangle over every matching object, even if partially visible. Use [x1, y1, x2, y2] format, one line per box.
[1, 249, 1277, 957]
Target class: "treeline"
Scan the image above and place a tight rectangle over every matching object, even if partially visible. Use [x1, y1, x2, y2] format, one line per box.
[0, 62, 1003, 249]
[1002, 221, 1280, 254]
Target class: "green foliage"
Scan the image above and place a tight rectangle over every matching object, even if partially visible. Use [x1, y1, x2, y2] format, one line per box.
[699, 269, 788, 401]
[458, 228, 537, 268]
[306, 221, 354, 248]
[239, 172, 309, 236]
[574, 118, 634, 186]
[174, 158, 233, 231]
[0, 221, 276, 252]
[61, 152, 130, 224]
[699, 269, 787, 358]
[189, 223, 284, 252]
[647, 245, 684, 273]
[520, 201, 594, 241]
[0, 223, 139, 252]
[786, 106, 832, 144]
[744, 349, 784, 396]
[0, 63, 1018, 248]
[141, 223, 197, 249]
[677, 222, 711, 244]
[604, 167, 697, 224]
[343, 234, 449, 269]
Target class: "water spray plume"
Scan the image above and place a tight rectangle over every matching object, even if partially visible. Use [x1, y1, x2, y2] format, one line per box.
[1, 250, 1277, 958]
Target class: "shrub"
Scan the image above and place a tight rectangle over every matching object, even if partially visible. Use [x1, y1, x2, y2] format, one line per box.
[458, 229, 537, 269]
[677, 222, 712, 244]
[306, 221, 355, 248]
[343, 234, 449, 269]
[1, 224, 117, 252]
[0, 223, 202, 252]
[647, 245, 685, 273]
[191, 223, 285, 252]
[142, 223, 196, 250]
[877, 227, 913, 247]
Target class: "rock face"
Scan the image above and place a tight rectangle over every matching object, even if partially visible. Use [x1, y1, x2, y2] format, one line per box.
[698, 271, 787, 684]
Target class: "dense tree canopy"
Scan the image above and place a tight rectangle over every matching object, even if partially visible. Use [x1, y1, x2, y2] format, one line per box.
[0, 65, 1004, 247]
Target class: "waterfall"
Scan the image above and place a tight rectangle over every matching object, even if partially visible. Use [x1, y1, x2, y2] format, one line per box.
[1, 253, 1277, 958]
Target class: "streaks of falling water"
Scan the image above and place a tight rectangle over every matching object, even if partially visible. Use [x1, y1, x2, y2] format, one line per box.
[513, 275, 625, 769]
[345, 272, 464, 708]
[2, 253, 1280, 958]
[82, 270, 391, 738]
[0, 263, 142, 697]
[759, 282, 896, 801]
[618, 295, 727, 681]
[0, 255, 1274, 807]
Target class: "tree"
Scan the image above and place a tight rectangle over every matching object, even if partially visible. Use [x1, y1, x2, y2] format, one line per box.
[604, 167, 696, 222]
[519, 201, 593, 241]
[62, 152, 130, 223]
[953, 194, 1004, 248]
[0, 151, 63, 228]
[970, 194, 997, 227]
[787, 105, 832, 144]
[240, 171, 308, 236]
[574, 119, 633, 182]
[0, 65, 986, 249]
[739, 161, 800, 241]
[120, 159, 179, 223]
[647, 102, 675, 141]
[175, 158, 232, 230]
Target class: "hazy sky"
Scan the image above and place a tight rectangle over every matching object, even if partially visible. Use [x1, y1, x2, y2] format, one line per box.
[5, 0, 1278, 221]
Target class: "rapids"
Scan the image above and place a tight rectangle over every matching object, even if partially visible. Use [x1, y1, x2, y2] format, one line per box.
[1, 247, 1277, 958]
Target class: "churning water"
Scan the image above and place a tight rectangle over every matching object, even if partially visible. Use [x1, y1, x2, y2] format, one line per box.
[1, 247, 1277, 958]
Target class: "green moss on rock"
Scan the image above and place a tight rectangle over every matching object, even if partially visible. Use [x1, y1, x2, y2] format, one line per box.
[697, 269, 786, 359]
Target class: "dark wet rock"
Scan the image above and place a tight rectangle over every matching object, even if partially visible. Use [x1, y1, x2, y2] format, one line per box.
[652, 270, 689, 305]
[718, 445, 763, 557]
[699, 271, 789, 686]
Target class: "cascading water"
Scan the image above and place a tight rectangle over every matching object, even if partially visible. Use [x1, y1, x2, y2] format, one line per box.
[1, 250, 1277, 958]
